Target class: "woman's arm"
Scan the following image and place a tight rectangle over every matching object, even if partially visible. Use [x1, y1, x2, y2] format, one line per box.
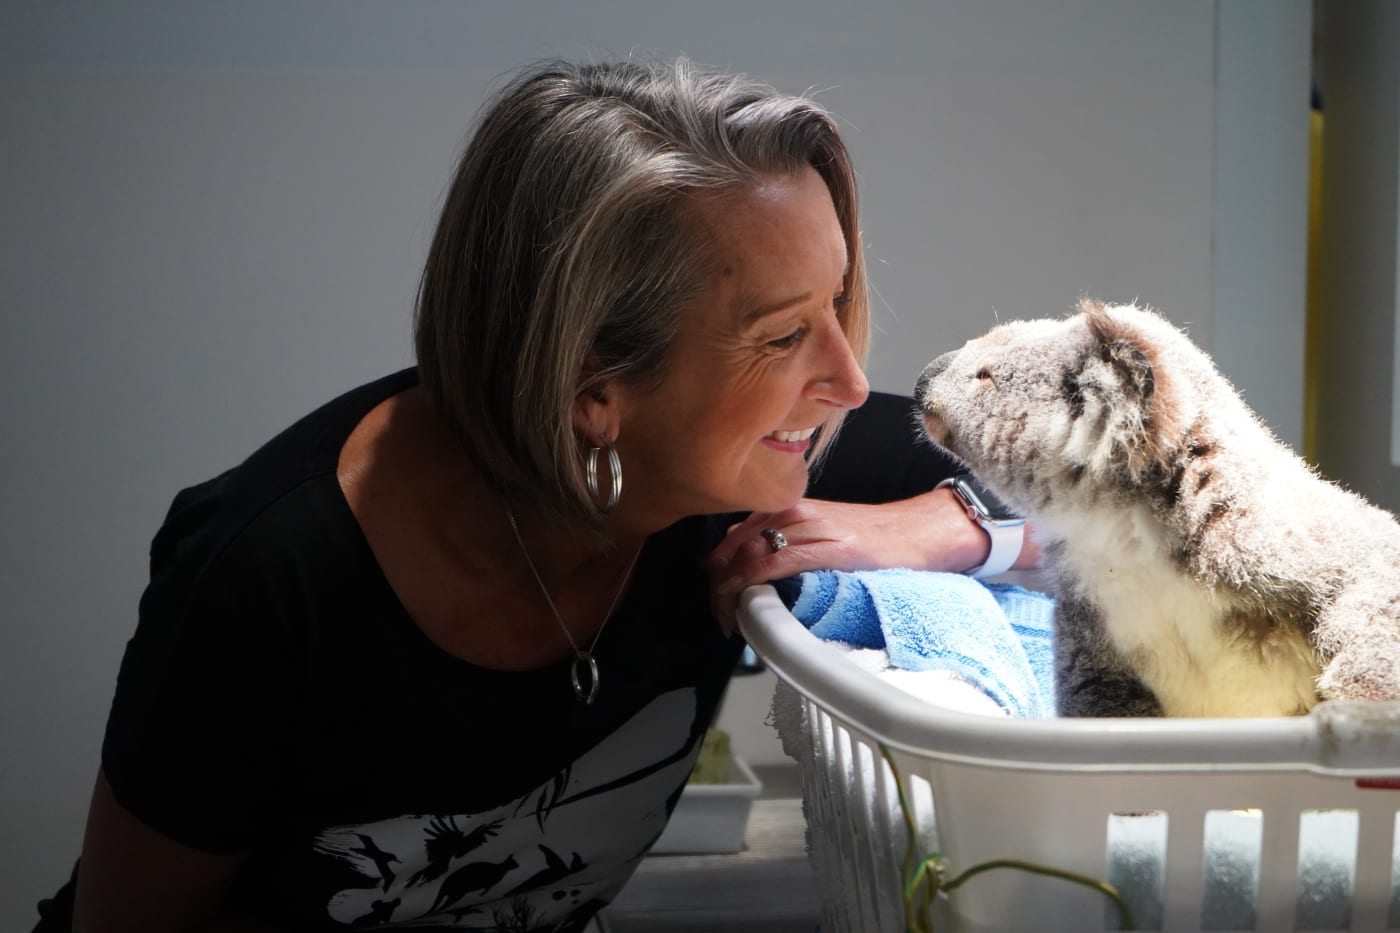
[708, 489, 1042, 631]
[706, 391, 1041, 629]
[73, 769, 276, 933]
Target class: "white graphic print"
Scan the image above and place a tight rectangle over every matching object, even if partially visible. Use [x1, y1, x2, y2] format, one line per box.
[312, 689, 701, 928]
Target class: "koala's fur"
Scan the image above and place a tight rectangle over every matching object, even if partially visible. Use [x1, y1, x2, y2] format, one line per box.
[914, 300, 1400, 717]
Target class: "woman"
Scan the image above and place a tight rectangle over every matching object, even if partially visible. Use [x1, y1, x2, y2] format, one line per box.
[38, 57, 1030, 932]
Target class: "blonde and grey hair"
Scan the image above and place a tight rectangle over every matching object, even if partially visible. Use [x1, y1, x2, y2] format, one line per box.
[414, 57, 869, 535]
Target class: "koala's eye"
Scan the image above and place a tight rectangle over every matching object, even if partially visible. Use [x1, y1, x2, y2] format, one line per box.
[975, 366, 994, 381]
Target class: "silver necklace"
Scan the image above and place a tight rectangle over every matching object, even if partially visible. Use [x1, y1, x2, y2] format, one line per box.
[504, 507, 640, 705]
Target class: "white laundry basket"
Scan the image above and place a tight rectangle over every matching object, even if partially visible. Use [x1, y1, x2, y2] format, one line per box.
[738, 584, 1400, 933]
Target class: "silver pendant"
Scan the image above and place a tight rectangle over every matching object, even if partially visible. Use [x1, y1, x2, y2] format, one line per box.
[571, 652, 600, 705]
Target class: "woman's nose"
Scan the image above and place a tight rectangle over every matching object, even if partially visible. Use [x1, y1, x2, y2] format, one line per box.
[811, 318, 869, 410]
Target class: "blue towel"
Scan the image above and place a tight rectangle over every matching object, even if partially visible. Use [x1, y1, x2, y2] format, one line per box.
[773, 569, 1057, 719]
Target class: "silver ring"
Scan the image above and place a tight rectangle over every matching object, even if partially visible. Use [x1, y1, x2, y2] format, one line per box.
[761, 528, 788, 553]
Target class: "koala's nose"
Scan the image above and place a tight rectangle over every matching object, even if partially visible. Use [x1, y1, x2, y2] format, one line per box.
[914, 351, 956, 405]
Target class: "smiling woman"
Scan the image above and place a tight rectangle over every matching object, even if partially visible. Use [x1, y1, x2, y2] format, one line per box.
[611, 168, 870, 525]
[413, 59, 874, 546]
[35, 56, 1025, 933]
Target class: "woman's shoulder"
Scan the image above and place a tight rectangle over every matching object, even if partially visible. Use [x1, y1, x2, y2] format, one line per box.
[147, 369, 418, 597]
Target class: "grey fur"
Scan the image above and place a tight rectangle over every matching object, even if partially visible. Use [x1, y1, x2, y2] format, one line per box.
[914, 300, 1400, 717]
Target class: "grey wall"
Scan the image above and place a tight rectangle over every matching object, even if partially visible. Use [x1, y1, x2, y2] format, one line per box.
[1314, 0, 1400, 511]
[1, 1, 1312, 925]
[1213, 0, 1312, 446]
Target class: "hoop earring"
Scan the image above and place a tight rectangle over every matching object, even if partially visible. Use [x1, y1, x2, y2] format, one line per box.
[586, 440, 622, 512]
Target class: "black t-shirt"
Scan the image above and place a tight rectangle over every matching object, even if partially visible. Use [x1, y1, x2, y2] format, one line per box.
[35, 376, 960, 930]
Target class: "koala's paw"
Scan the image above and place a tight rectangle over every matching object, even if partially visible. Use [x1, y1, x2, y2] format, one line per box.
[1318, 647, 1400, 702]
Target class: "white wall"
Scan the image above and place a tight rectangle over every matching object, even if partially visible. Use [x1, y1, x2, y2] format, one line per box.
[0, 2, 1311, 924]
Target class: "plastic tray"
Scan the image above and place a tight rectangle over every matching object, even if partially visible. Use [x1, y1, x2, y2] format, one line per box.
[651, 753, 763, 855]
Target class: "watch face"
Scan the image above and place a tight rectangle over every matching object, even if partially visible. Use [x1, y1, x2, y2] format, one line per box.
[956, 475, 1022, 523]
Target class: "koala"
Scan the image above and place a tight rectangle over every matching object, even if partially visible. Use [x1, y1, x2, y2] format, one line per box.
[914, 299, 1400, 717]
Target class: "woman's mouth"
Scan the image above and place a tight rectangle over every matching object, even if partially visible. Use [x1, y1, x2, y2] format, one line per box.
[764, 426, 818, 453]
[767, 426, 817, 444]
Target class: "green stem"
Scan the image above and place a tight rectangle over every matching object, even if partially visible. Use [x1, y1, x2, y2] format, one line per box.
[944, 859, 1135, 930]
[877, 744, 1136, 932]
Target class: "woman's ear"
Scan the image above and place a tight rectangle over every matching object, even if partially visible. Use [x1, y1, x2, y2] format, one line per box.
[573, 359, 622, 445]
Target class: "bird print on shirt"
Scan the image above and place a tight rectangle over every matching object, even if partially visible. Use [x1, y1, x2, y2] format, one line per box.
[312, 688, 703, 928]
[406, 817, 502, 887]
[351, 834, 401, 892]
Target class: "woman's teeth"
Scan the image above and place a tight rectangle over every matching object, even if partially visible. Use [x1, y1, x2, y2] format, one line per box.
[769, 427, 817, 443]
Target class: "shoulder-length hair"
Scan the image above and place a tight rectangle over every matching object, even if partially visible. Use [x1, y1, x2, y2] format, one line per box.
[414, 57, 869, 536]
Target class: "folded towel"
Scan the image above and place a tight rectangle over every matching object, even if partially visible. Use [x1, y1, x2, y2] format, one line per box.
[774, 569, 1056, 719]
[834, 643, 1012, 717]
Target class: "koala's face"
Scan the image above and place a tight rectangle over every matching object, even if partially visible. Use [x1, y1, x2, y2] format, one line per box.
[915, 306, 1172, 514]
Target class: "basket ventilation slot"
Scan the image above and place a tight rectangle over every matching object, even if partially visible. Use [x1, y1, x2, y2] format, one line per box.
[1100, 807, 1400, 931]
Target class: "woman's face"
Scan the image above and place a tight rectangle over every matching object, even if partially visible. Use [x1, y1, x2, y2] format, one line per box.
[611, 166, 870, 527]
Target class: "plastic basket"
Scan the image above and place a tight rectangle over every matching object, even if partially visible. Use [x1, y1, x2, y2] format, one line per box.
[738, 584, 1400, 933]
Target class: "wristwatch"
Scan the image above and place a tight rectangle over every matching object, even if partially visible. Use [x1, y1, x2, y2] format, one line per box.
[935, 474, 1026, 578]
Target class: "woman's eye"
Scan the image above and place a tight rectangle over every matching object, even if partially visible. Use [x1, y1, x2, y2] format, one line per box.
[768, 327, 808, 350]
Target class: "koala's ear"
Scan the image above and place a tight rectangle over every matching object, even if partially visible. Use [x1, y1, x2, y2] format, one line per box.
[1102, 338, 1155, 403]
[1085, 306, 1155, 403]
[1073, 296, 1107, 316]
[1082, 304, 1181, 476]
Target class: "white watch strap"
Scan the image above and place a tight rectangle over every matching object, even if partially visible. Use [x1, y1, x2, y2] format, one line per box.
[969, 521, 1024, 579]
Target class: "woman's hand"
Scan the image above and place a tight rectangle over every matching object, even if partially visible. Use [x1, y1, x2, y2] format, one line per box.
[706, 488, 1041, 633]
